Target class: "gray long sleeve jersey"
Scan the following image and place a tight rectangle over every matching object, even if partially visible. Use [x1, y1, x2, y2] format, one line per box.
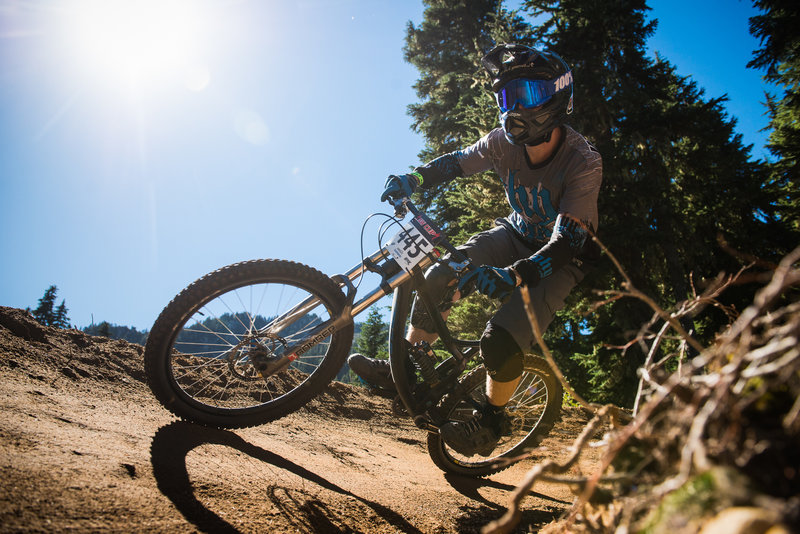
[414, 125, 602, 286]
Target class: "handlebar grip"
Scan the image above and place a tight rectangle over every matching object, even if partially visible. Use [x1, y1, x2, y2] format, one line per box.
[391, 197, 409, 219]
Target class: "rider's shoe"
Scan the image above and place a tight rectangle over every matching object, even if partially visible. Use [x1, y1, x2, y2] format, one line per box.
[439, 405, 509, 457]
[347, 353, 395, 392]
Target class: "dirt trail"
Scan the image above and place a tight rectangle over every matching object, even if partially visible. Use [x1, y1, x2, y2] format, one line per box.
[0, 306, 598, 533]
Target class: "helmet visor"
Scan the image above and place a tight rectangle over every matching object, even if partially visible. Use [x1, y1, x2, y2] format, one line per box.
[495, 74, 571, 112]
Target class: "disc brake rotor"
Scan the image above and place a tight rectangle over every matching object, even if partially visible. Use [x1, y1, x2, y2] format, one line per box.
[227, 334, 287, 381]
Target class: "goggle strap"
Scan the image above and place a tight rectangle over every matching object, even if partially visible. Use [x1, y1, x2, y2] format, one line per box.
[482, 44, 537, 77]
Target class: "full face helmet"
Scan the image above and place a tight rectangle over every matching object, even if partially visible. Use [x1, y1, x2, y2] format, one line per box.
[482, 44, 574, 146]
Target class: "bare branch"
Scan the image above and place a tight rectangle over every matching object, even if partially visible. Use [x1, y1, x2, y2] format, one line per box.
[487, 238, 800, 534]
[482, 406, 616, 534]
[590, 235, 706, 354]
[520, 284, 596, 412]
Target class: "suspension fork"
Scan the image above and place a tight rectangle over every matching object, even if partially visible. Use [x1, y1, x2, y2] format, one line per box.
[388, 267, 471, 425]
[388, 282, 416, 418]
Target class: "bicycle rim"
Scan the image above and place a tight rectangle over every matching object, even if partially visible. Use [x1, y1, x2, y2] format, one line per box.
[166, 277, 340, 413]
[428, 357, 561, 475]
[457, 371, 549, 457]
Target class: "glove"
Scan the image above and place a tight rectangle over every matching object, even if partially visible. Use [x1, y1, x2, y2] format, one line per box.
[457, 265, 519, 300]
[380, 172, 421, 202]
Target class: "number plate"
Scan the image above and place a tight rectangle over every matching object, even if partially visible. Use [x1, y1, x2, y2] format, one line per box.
[385, 213, 444, 272]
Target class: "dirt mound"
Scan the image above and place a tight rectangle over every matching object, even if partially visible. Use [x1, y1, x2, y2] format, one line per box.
[0, 306, 597, 533]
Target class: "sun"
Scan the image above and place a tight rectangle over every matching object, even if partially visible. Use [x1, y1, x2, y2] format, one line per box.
[63, 0, 208, 94]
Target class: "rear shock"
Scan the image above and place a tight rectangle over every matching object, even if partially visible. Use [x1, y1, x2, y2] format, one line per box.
[410, 341, 440, 387]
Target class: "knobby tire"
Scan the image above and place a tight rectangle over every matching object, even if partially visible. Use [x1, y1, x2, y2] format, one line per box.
[426, 356, 562, 477]
[144, 260, 353, 428]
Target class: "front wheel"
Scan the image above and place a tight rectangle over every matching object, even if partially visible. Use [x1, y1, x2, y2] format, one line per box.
[144, 259, 354, 428]
[427, 356, 562, 477]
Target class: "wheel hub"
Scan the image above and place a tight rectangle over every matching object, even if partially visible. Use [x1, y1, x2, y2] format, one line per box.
[227, 334, 287, 381]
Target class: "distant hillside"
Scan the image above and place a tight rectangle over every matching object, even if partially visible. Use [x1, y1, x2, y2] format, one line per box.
[80, 318, 366, 350]
[83, 322, 148, 345]
[79, 316, 368, 384]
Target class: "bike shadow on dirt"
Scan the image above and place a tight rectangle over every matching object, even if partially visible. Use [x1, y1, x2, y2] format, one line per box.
[150, 421, 424, 534]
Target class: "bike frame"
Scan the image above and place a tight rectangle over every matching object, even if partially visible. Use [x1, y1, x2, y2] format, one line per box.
[259, 199, 479, 427]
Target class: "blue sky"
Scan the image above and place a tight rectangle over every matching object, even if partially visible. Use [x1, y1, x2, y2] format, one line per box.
[0, 0, 773, 331]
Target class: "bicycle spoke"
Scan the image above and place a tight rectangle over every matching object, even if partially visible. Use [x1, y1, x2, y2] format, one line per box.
[166, 278, 337, 411]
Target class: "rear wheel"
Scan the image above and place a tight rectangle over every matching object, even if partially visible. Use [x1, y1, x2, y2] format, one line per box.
[427, 356, 562, 477]
[144, 260, 353, 428]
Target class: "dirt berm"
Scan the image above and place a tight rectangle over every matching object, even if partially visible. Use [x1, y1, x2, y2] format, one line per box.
[0, 306, 599, 533]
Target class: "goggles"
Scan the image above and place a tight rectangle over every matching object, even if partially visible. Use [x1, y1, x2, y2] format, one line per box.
[495, 73, 571, 113]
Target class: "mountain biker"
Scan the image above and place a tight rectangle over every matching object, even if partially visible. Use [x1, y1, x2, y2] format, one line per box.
[349, 44, 602, 457]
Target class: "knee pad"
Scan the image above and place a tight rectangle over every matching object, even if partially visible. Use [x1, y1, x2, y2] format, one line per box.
[409, 261, 458, 333]
[481, 322, 524, 382]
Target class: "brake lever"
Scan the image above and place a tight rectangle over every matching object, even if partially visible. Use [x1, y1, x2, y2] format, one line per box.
[444, 252, 475, 295]
[391, 197, 409, 219]
[448, 257, 473, 275]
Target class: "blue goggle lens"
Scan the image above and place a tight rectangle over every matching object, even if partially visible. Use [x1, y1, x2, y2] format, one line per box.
[496, 74, 570, 112]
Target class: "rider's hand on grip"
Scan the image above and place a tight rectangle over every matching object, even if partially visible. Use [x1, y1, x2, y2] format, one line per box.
[381, 173, 420, 203]
[457, 265, 519, 300]
[392, 199, 408, 219]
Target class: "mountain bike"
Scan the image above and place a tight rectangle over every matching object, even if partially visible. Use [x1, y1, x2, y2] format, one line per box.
[144, 198, 562, 477]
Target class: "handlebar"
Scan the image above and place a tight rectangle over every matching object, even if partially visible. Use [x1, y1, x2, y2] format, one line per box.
[386, 196, 473, 275]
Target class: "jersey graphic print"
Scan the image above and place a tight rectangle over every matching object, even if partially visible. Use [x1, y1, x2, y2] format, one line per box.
[505, 170, 558, 243]
[454, 125, 602, 250]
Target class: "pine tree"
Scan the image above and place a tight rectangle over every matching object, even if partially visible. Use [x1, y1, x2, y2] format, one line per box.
[54, 300, 70, 329]
[98, 321, 111, 338]
[401, 0, 797, 405]
[32, 285, 59, 327]
[748, 0, 800, 231]
[354, 307, 389, 360]
[519, 0, 798, 404]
